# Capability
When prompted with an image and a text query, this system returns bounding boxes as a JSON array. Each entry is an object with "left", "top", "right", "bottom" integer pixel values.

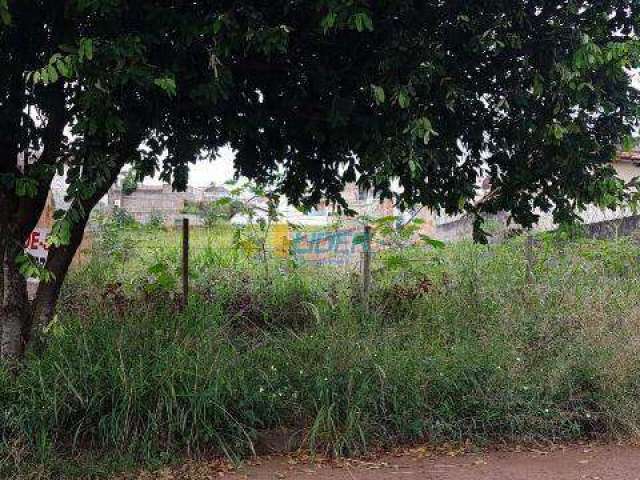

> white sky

[
  {"left": 189, "top": 146, "right": 236, "bottom": 186},
  {"left": 144, "top": 145, "right": 236, "bottom": 187}
]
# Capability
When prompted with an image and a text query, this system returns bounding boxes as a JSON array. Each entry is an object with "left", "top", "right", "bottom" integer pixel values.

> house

[
  {"left": 106, "top": 170, "right": 235, "bottom": 225},
  {"left": 614, "top": 148, "right": 640, "bottom": 184},
  {"left": 432, "top": 148, "right": 640, "bottom": 240},
  {"left": 279, "top": 183, "right": 396, "bottom": 226}
]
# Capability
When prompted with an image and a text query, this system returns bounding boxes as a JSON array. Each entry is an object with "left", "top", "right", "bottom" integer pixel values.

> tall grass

[{"left": 2, "top": 227, "right": 640, "bottom": 477}]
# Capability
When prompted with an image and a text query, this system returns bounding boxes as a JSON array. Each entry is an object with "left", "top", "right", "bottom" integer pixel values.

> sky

[
  {"left": 187, "top": 146, "right": 236, "bottom": 187},
  {"left": 145, "top": 145, "right": 236, "bottom": 187}
]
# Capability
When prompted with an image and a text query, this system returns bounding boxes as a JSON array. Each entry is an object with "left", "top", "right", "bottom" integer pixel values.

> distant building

[
  {"left": 434, "top": 148, "right": 640, "bottom": 241},
  {"left": 106, "top": 175, "right": 231, "bottom": 225},
  {"left": 614, "top": 148, "right": 640, "bottom": 183},
  {"left": 280, "top": 183, "right": 396, "bottom": 226}
]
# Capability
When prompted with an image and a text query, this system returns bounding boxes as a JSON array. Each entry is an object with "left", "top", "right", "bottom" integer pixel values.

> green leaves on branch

[
  {"left": 320, "top": 8, "right": 373, "bottom": 33},
  {"left": 16, "top": 253, "right": 55, "bottom": 283},
  {"left": 372, "top": 85, "right": 411, "bottom": 109},
  {"left": 320, "top": 11, "right": 337, "bottom": 32},
  {"left": 408, "top": 117, "right": 438, "bottom": 145},
  {"left": 371, "top": 85, "right": 385, "bottom": 104},
  {"left": 397, "top": 89, "right": 410, "bottom": 109},
  {"left": 153, "top": 77, "right": 177, "bottom": 97},
  {"left": 15, "top": 177, "right": 38, "bottom": 198},
  {"left": 27, "top": 38, "right": 94, "bottom": 85},
  {"left": 28, "top": 54, "right": 73, "bottom": 86},
  {"left": 0, "top": 0, "right": 10, "bottom": 25},
  {"left": 352, "top": 12, "right": 373, "bottom": 32},
  {"left": 78, "top": 37, "right": 93, "bottom": 62},
  {"left": 622, "top": 135, "right": 637, "bottom": 153},
  {"left": 47, "top": 216, "right": 72, "bottom": 248},
  {"left": 418, "top": 234, "right": 445, "bottom": 249}
]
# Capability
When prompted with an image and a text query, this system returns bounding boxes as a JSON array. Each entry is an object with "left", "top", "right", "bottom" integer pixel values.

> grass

[{"left": 2, "top": 223, "right": 640, "bottom": 478}]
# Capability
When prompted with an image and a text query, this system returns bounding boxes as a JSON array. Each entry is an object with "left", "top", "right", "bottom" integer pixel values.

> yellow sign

[{"left": 271, "top": 223, "right": 290, "bottom": 257}]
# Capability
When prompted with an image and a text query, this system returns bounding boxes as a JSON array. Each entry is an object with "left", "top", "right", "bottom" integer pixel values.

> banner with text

[{"left": 290, "top": 228, "right": 369, "bottom": 266}]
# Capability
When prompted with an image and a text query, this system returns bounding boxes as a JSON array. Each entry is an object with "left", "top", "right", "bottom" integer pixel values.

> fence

[{"left": 75, "top": 213, "right": 640, "bottom": 313}]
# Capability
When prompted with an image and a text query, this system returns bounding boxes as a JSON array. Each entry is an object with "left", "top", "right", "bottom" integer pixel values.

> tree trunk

[
  {"left": 29, "top": 152, "right": 132, "bottom": 339},
  {"left": 30, "top": 215, "right": 89, "bottom": 335},
  {"left": 1, "top": 244, "right": 30, "bottom": 361}
]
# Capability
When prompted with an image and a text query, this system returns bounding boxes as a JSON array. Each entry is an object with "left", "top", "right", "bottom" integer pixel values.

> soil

[{"left": 222, "top": 443, "right": 640, "bottom": 480}]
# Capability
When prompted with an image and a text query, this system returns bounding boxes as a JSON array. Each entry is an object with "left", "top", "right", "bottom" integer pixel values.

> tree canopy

[{"left": 1, "top": 0, "right": 640, "bottom": 358}]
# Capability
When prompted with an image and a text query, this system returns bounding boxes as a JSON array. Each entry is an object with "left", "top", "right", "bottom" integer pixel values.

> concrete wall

[{"left": 583, "top": 214, "right": 640, "bottom": 240}]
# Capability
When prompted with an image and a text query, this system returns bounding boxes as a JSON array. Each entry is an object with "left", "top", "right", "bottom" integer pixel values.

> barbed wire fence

[{"left": 83, "top": 210, "right": 640, "bottom": 312}]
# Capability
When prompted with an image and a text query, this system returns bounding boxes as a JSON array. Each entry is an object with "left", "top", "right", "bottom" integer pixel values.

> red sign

[{"left": 25, "top": 228, "right": 50, "bottom": 266}]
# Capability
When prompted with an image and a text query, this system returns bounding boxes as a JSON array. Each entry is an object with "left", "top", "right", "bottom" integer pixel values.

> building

[
  {"left": 279, "top": 183, "right": 396, "bottom": 226},
  {"left": 106, "top": 176, "right": 230, "bottom": 225},
  {"left": 431, "top": 148, "right": 640, "bottom": 241}
]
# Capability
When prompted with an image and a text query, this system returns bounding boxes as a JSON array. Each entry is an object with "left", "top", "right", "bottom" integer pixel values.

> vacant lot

[{"left": 2, "top": 222, "right": 640, "bottom": 478}]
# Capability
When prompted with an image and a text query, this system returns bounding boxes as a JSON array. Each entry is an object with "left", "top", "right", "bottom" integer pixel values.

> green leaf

[
  {"left": 16, "top": 253, "right": 55, "bottom": 283},
  {"left": 352, "top": 12, "right": 373, "bottom": 32},
  {"left": 532, "top": 75, "right": 543, "bottom": 97},
  {"left": 0, "top": 0, "right": 10, "bottom": 25},
  {"left": 374, "top": 215, "right": 397, "bottom": 226},
  {"left": 48, "top": 64, "right": 59, "bottom": 83},
  {"left": 84, "top": 38, "right": 93, "bottom": 60},
  {"left": 371, "top": 85, "right": 385, "bottom": 104},
  {"left": 48, "top": 218, "right": 72, "bottom": 247},
  {"left": 212, "top": 18, "right": 223, "bottom": 34},
  {"left": 79, "top": 38, "right": 93, "bottom": 62},
  {"left": 56, "top": 59, "right": 70, "bottom": 78},
  {"left": 622, "top": 135, "right": 637, "bottom": 152},
  {"left": 154, "top": 77, "right": 177, "bottom": 97},
  {"left": 382, "top": 253, "right": 410, "bottom": 269},
  {"left": 15, "top": 177, "right": 38, "bottom": 198},
  {"left": 321, "top": 11, "right": 336, "bottom": 32},
  {"left": 397, "top": 90, "right": 410, "bottom": 108},
  {"left": 419, "top": 234, "right": 445, "bottom": 249}
]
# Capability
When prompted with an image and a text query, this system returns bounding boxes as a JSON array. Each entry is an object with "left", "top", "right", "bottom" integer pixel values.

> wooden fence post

[
  {"left": 525, "top": 232, "right": 534, "bottom": 284},
  {"left": 182, "top": 217, "right": 189, "bottom": 308},
  {"left": 361, "top": 225, "right": 372, "bottom": 312}
]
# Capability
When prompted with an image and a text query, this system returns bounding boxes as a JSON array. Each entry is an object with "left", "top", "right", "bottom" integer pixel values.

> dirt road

[{"left": 221, "top": 444, "right": 640, "bottom": 480}]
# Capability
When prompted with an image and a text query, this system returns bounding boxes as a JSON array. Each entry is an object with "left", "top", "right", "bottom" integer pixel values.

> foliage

[
  {"left": 121, "top": 170, "right": 138, "bottom": 196},
  {"left": 226, "top": 182, "right": 281, "bottom": 263},
  {"left": 182, "top": 198, "right": 244, "bottom": 226},
  {"left": 111, "top": 206, "right": 137, "bottom": 229},
  {"left": 3, "top": 0, "right": 640, "bottom": 360},
  {"left": 92, "top": 209, "right": 138, "bottom": 263},
  {"left": 4, "top": 228, "right": 640, "bottom": 477},
  {"left": 146, "top": 210, "right": 166, "bottom": 230},
  {"left": 370, "top": 212, "right": 445, "bottom": 250},
  {"left": 2, "top": 1, "right": 640, "bottom": 251},
  {"left": 203, "top": 199, "right": 244, "bottom": 227}
]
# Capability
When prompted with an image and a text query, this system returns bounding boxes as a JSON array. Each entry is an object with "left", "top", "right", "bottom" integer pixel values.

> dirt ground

[
  {"left": 143, "top": 443, "right": 640, "bottom": 480},
  {"left": 235, "top": 444, "right": 640, "bottom": 480}
]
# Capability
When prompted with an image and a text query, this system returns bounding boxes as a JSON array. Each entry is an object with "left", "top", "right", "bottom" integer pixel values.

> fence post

[
  {"left": 361, "top": 225, "right": 372, "bottom": 312},
  {"left": 182, "top": 217, "right": 189, "bottom": 309},
  {"left": 525, "top": 232, "right": 534, "bottom": 284}
]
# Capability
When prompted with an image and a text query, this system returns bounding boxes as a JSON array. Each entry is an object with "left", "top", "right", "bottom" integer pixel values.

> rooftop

[{"left": 617, "top": 148, "right": 640, "bottom": 163}]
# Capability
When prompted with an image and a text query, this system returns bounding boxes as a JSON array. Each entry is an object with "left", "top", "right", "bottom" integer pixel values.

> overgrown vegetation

[{"left": 2, "top": 224, "right": 640, "bottom": 478}]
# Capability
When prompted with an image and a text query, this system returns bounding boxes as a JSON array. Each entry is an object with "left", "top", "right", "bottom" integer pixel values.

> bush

[{"left": 146, "top": 210, "right": 166, "bottom": 230}]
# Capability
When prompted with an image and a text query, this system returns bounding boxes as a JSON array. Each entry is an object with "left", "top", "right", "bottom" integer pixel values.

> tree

[
  {"left": 121, "top": 170, "right": 139, "bottom": 196},
  {"left": 1, "top": 1, "right": 639, "bottom": 361}
]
